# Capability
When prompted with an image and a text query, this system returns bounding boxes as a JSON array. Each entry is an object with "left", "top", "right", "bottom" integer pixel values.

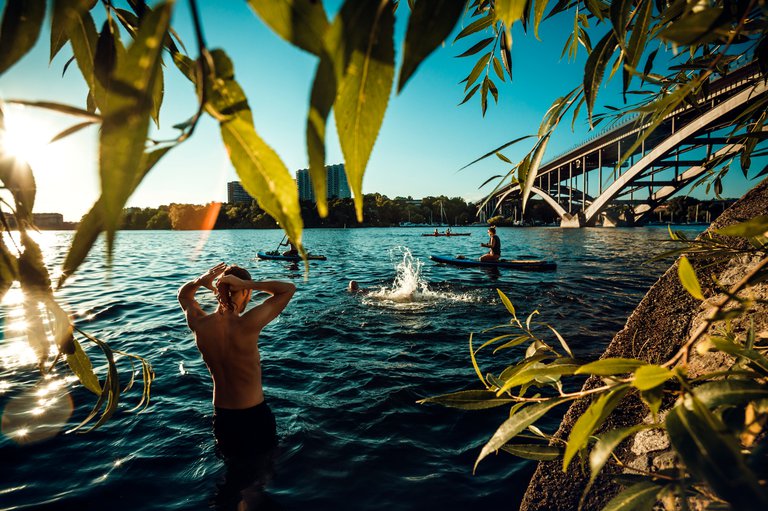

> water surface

[{"left": 0, "top": 226, "right": 702, "bottom": 510}]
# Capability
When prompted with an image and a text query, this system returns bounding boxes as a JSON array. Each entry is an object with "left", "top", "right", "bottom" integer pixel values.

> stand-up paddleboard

[
  {"left": 421, "top": 233, "right": 472, "bottom": 237},
  {"left": 430, "top": 254, "right": 556, "bottom": 270},
  {"left": 257, "top": 251, "right": 327, "bottom": 261}
]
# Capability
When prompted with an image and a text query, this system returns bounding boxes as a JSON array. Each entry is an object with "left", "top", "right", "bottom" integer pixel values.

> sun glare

[{"left": 0, "top": 107, "right": 56, "bottom": 170}]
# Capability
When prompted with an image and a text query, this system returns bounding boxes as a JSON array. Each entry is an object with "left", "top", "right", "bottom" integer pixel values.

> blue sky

[{"left": 0, "top": 1, "right": 757, "bottom": 221}]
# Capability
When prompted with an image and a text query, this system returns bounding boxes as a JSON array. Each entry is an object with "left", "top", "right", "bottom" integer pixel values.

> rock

[{"left": 519, "top": 177, "right": 768, "bottom": 511}]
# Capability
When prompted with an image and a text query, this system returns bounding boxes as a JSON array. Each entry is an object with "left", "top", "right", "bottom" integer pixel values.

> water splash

[{"left": 363, "top": 247, "right": 478, "bottom": 309}]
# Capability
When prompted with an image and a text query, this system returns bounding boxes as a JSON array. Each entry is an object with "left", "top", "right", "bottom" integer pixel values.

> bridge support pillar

[{"left": 560, "top": 212, "right": 584, "bottom": 228}]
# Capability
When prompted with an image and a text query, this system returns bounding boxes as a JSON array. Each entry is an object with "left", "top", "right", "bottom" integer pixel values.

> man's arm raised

[
  {"left": 178, "top": 262, "right": 227, "bottom": 329},
  {"left": 218, "top": 276, "right": 296, "bottom": 330}
]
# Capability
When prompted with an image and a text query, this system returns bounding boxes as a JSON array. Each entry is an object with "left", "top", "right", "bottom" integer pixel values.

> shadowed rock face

[{"left": 520, "top": 178, "right": 768, "bottom": 511}]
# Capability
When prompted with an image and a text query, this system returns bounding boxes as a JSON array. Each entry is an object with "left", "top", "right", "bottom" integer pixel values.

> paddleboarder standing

[{"left": 480, "top": 226, "right": 501, "bottom": 262}]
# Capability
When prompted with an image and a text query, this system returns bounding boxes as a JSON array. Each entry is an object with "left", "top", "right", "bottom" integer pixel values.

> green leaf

[
  {"left": 454, "top": 12, "right": 493, "bottom": 41},
  {"left": 632, "top": 365, "right": 674, "bottom": 391},
  {"left": 6, "top": 99, "right": 101, "bottom": 121},
  {"left": 469, "top": 332, "right": 488, "bottom": 388},
  {"left": 501, "top": 443, "right": 561, "bottom": 460},
  {"left": 66, "top": 338, "right": 102, "bottom": 395},
  {"left": 98, "top": 2, "right": 172, "bottom": 254},
  {"left": 492, "top": 56, "right": 505, "bottom": 81},
  {"left": 576, "top": 358, "right": 646, "bottom": 375},
  {"left": 475, "top": 397, "right": 571, "bottom": 471},
  {"left": 532, "top": 0, "right": 549, "bottom": 40},
  {"left": 94, "top": 20, "right": 117, "bottom": 86},
  {"left": 693, "top": 380, "right": 768, "bottom": 409},
  {"left": 709, "top": 338, "right": 768, "bottom": 373},
  {"left": 399, "top": 0, "right": 465, "bottom": 91},
  {"left": 496, "top": 288, "right": 516, "bottom": 317},
  {"left": 495, "top": 0, "right": 528, "bottom": 30},
  {"left": 247, "top": 0, "right": 329, "bottom": 57},
  {"left": 589, "top": 425, "right": 649, "bottom": 483},
  {"left": 678, "top": 256, "right": 704, "bottom": 300},
  {"left": 563, "top": 385, "right": 629, "bottom": 470},
  {"left": 0, "top": 157, "right": 36, "bottom": 219},
  {"left": 458, "top": 82, "right": 481, "bottom": 105},
  {"left": 716, "top": 216, "right": 768, "bottom": 238},
  {"left": 465, "top": 51, "right": 492, "bottom": 90},
  {"left": 328, "top": 0, "right": 395, "bottom": 222},
  {"left": 583, "top": 30, "right": 618, "bottom": 126},
  {"left": 455, "top": 37, "right": 494, "bottom": 59},
  {"left": 625, "top": 0, "right": 652, "bottom": 73},
  {"left": 601, "top": 481, "right": 661, "bottom": 511},
  {"left": 50, "top": 0, "right": 96, "bottom": 62},
  {"left": 666, "top": 396, "right": 768, "bottom": 508},
  {"left": 0, "top": 0, "right": 45, "bottom": 75},
  {"left": 521, "top": 133, "right": 550, "bottom": 211},
  {"left": 306, "top": 57, "right": 335, "bottom": 217},
  {"left": 222, "top": 117, "right": 304, "bottom": 256},
  {"left": 418, "top": 389, "right": 516, "bottom": 409},
  {"left": 658, "top": 7, "right": 723, "bottom": 46}
]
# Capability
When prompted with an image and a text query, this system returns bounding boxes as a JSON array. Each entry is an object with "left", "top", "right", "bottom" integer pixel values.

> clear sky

[{"left": 0, "top": 0, "right": 757, "bottom": 221}]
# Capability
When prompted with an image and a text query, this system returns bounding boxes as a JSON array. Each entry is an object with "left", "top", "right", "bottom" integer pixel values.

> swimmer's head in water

[
  {"left": 218, "top": 265, "right": 253, "bottom": 313},
  {"left": 348, "top": 280, "right": 359, "bottom": 292}
]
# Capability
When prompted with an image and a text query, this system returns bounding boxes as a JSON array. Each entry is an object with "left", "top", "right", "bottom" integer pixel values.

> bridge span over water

[{"left": 484, "top": 64, "right": 767, "bottom": 227}]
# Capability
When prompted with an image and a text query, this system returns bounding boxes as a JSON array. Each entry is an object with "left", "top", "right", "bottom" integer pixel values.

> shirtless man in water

[{"left": 178, "top": 263, "right": 296, "bottom": 458}]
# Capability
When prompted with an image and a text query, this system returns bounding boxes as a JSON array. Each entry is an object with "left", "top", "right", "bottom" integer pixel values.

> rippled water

[{"left": 0, "top": 226, "right": 704, "bottom": 510}]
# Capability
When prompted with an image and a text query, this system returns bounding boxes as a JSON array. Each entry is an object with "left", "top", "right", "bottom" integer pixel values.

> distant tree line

[{"left": 115, "top": 195, "right": 479, "bottom": 230}]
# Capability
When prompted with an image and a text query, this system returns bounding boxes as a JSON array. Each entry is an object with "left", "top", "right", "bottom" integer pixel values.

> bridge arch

[{"left": 583, "top": 80, "right": 768, "bottom": 225}]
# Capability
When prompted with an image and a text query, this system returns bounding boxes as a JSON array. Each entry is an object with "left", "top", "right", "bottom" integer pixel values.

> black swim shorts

[{"left": 213, "top": 401, "right": 278, "bottom": 459}]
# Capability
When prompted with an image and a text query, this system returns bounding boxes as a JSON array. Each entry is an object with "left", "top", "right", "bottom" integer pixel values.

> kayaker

[
  {"left": 280, "top": 238, "right": 299, "bottom": 257},
  {"left": 177, "top": 263, "right": 296, "bottom": 460},
  {"left": 433, "top": 228, "right": 439, "bottom": 235},
  {"left": 480, "top": 226, "right": 501, "bottom": 262},
  {"left": 446, "top": 227, "right": 452, "bottom": 235}
]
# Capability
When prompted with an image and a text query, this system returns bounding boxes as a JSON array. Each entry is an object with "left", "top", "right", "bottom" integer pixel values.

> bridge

[{"left": 483, "top": 64, "right": 768, "bottom": 227}]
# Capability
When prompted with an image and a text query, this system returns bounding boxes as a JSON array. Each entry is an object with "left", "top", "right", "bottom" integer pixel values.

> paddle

[{"left": 275, "top": 234, "right": 287, "bottom": 255}]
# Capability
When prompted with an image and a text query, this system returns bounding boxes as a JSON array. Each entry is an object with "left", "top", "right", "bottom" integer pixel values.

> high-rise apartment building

[
  {"left": 296, "top": 163, "right": 351, "bottom": 201},
  {"left": 227, "top": 181, "right": 251, "bottom": 203}
]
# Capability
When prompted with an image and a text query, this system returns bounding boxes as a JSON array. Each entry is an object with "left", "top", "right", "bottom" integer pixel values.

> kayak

[
  {"left": 421, "top": 233, "right": 472, "bottom": 237},
  {"left": 257, "top": 251, "right": 327, "bottom": 261},
  {"left": 430, "top": 254, "right": 556, "bottom": 270}
]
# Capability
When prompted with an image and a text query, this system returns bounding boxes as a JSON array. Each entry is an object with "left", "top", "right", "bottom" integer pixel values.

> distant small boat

[
  {"left": 421, "top": 232, "right": 471, "bottom": 237},
  {"left": 257, "top": 251, "right": 327, "bottom": 261},
  {"left": 430, "top": 254, "right": 556, "bottom": 271}
]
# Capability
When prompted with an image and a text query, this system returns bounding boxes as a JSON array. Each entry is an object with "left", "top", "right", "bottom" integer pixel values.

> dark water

[{"left": 0, "top": 226, "right": 703, "bottom": 510}]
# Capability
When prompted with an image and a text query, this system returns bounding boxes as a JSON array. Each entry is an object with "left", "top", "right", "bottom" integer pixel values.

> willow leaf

[
  {"left": 455, "top": 37, "right": 494, "bottom": 59},
  {"left": 632, "top": 364, "right": 674, "bottom": 391},
  {"left": 418, "top": 389, "right": 516, "bottom": 409},
  {"left": 247, "top": 0, "right": 329, "bottom": 57},
  {"left": 465, "top": 51, "right": 492, "bottom": 90},
  {"left": 99, "top": 3, "right": 171, "bottom": 255},
  {"left": 0, "top": 0, "right": 45, "bottom": 75},
  {"left": 626, "top": 0, "right": 652, "bottom": 73},
  {"left": 583, "top": 30, "right": 618, "bottom": 125},
  {"left": 399, "top": 0, "right": 465, "bottom": 91},
  {"left": 716, "top": 216, "right": 768, "bottom": 238},
  {"left": 666, "top": 396, "right": 768, "bottom": 508},
  {"left": 521, "top": 134, "right": 550, "bottom": 211},
  {"left": 575, "top": 358, "right": 645, "bottom": 375},
  {"left": 601, "top": 481, "right": 661, "bottom": 511},
  {"left": 496, "top": 288, "right": 516, "bottom": 316},
  {"left": 495, "top": 0, "right": 528, "bottom": 35},
  {"left": 563, "top": 385, "right": 629, "bottom": 470},
  {"left": 475, "top": 398, "right": 570, "bottom": 471},
  {"left": 454, "top": 12, "right": 493, "bottom": 41},
  {"left": 50, "top": 0, "right": 95, "bottom": 62},
  {"left": 501, "top": 443, "right": 561, "bottom": 460},
  {"left": 459, "top": 135, "right": 534, "bottom": 170},
  {"left": 65, "top": 338, "right": 102, "bottom": 395},
  {"left": 589, "top": 425, "right": 649, "bottom": 483},
  {"left": 330, "top": 0, "right": 395, "bottom": 222},
  {"left": 532, "top": 0, "right": 549, "bottom": 39},
  {"left": 677, "top": 256, "right": 704, "bottom": 300},
  {"left": 306, "top": 56, "right": 335, "bottom": 217}
]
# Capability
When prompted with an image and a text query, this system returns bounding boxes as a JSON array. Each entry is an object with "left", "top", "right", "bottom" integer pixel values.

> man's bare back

[{"left": 178, "top": 263, "right": 296, "bottom": 410}]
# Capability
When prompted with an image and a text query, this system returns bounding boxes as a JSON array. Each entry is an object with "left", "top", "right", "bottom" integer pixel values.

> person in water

[
  {"left": 178, "top": 262, "right": 296, "bottom": 459},
  {"left": 480, "top": 226, "right": 501, "bottom": 262},
  {"left": 279, "top": 238, "right": 299, "bottom": 257}
]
